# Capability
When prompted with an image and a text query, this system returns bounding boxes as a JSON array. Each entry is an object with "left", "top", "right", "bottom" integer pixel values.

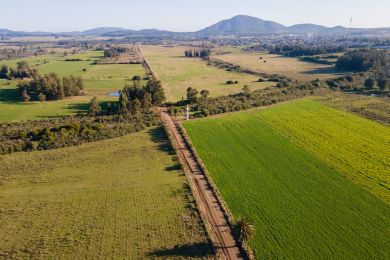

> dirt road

[{"left": 160, "top": 108, "right": 244, "bottom": 260}]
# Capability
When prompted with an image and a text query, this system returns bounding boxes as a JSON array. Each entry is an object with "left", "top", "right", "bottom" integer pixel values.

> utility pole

[
  {"left": 186, "top": 105, "right": 190, "bottom": 121},
  {"left": 347, "top": 17, "right": 353, "bottom": 50}
]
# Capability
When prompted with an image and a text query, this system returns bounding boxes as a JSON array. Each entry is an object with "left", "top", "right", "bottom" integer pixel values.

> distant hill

[
  {"left": 81, "top": 27, "right": 132, "bottom": 36},
  {"left": 196, "top": 15, "right": 286, "bottom": 35},
  {"left": 1, "top": 15, "right": 390, "bottom": 37},
  {"left": 287, "top": 24, "right": 329, "bottom": 34}
]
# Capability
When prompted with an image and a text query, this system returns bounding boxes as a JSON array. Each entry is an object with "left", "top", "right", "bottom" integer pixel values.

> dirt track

[{"left": 160, "top": 108, "right": 243, "bottom": 260}]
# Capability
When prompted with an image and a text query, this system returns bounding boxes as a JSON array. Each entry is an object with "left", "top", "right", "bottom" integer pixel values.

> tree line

[
  {"left": 0, "top": 61, "right": 38, "bottom": 80},
  {"left": 336, "top": 49, "right": 388, "bottom": 72},
  {"left": 184, "top": 48, "right": 211, "bottom": 58},
  {"left": 169, "top": 80, "right": 327, "bottom": 118},
  {"left": 332, "top": 49, "right": 390, "bottom": 95},
  {"left": 17, "top": 73, "right": 84, "bottom": 102},
  {"left": 87, "top": 77, "right": 165, "bottom": 117},
  {"left": 104, "top": 46, "right": 129, "bottom": 58}
]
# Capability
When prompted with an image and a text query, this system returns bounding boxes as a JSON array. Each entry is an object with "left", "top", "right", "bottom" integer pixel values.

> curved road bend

[{"left": 160, "top": 108, "right": 244, "bottom": 260}]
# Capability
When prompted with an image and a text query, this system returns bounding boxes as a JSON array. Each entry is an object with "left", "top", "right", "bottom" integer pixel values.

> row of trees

[
  {"left": 169, "top": 80, "right": 327, "bottom": 118},
  {"left": 0, "top": 61, "right": 38, "bottom": 80},
  {"left": 17, "top": 73, "right": 84, "bottom": 102},
  {"left": 332, "top": 49, "right": 390, "bottom": 94},
  {"left": 117, "top": 78, "right": 165, "bottom": 115},
  {"left": 104, "top": 47, "right": 129, "bottom": 58},
  {"left": 268, "top": 44, "right": 345, "bottom": 57},
  {"left": 336, "top": 49, "right": 388, "bottom": 72},
  {"left": 184, "top": 48, "right": 211, "bottom": 58}
]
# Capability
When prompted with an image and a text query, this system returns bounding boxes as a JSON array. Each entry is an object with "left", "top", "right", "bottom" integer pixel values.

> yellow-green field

[
  {"left": 316, "top": 92, "right": 390, "bottom": 125},
  {"left": 212, "top": 47, "right": 343, "bottom": 81},
  {"left": 0, "top": 51, "right": 147, "bottom": 122},
  {"left": 184, "top": 99, "right": 390, "bottom": 258},
  {"left": 140, "top": 45, "right": 275, "bottom": 101},
  {"left": 257, "top": 99, "right": 390, "bottom": 203},
  {"left": 0, "top": 128, "right": 214, "bottom": 259}
]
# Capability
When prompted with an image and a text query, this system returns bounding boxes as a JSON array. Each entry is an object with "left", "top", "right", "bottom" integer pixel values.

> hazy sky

[{"left": 1, "top": 0, "right": 389, "bottom": 32}]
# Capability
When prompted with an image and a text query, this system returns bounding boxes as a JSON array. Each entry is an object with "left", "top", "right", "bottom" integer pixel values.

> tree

[
  {"left": 21, "top": 88, "right": 30, "bottom": 103},
  {"left": 200, "top": 89, "right": 210, "bottom": 99},
  {"left": 0, "top": 65, "right": 9, "bottom": 79},
  {"left": 88, "top": 96, "right": 101, "bottom": 116},
  {"left": 186, "top": 87, "right": 198, "bottom": 103},
  {"left": 145, "top": 78, "right": 165, "bottom": 106},
  {"left": 377, "top": 75, "right": 388, "bottom": 91},
  {"left": 242, "top": 85, "right": 251, "bottom": 97},
  {"left": 142, "top": 92, "right": 152, "bottom": 112},
  {"left": 364, "top": 78, "right": 375, "bottom": 90},
  {"left": 119, "top": 90, "right": 129, "bottom": 113},
  {"left": 38, "top": 93, "right": 46, "bottom": 102},
  {"left": 233, "top": 217, "right": 255, "bottom": 243}
]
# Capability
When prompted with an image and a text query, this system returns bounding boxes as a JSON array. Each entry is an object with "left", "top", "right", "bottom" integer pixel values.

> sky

[{"left": 1, "top": 0, "right": 389, "bottom": 32}]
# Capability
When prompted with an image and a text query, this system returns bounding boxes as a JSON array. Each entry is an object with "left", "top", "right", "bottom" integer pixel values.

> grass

[
  {"left": 316, "top": 92, "right": 390, "bottom": 125},
  {"left": 0, "top": 51, "right": 147, "bottom": 122},
  {"left": 184, "top": 100, "right": 390, "bottom": 259},
  {"left": 0, "top": 127, "right": 214, "bottom": 259},
  {"left": 212, "top": 47, "right": 344, "bottom": 81},
  {"left": 140, "top": 45, "right": 275, "bottom": 102},
  {"left": 256, "top": 99, "right": 390, "bottom": 203}
]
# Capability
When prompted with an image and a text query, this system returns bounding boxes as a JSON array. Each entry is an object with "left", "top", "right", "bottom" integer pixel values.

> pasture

[
  {"left": 184, "top": 99, "right": 390, "bottom": 259},
  {"left": 211, "top": 47, "right": 343, "bottom": 81},
  {"left": 0, "top": 128, "right": 214, "bottom": 259},
  {"left": 0, "top": 50, "right": 147, "bottom": 122},
  {"left": 140, "top": 45, "right": 275, "bottom": 101}
]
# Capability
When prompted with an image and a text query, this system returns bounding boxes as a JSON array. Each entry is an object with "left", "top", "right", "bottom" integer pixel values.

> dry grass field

[
  {"left": 0, "top": 128, "right": 214, "bottom": 259},
  {"left": 141, "top": 45, "right": 275, "bottom": 101},
  {"left": 212, "top": 47, "right": 344, "bottom": 81}
]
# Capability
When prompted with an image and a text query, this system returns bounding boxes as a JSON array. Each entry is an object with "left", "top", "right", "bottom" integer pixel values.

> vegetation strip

[
  {"left": 184, "top": 100, "right": 390, "bottom": 259},
  {"left": 160, "top": 108, "right": 245, "bottom": 259}
]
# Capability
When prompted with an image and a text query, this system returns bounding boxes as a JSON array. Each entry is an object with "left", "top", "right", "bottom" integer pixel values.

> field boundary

[
  {"left": 178, "top": 122, "right": 255, "bottom": 259},
  {"left": 160, "top": 108, "right": 249, "bottom": 260}
]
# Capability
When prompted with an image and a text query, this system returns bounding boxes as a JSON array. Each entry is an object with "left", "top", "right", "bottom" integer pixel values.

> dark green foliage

[
  {"left": 118, "top": 78, "right": 165, "bottom": 115},
  {"left": 226, "top": 80, "right": 238, "bottom": 85},
  {"left": 17, "top": 73, "right": 84, "bottom": 101},
  {"left": 88, "top": 96, "right": 102, "bottom": 116},
  {"left": 233, "top": 218, "right": 255, "bottom": 243},
  {"left": 144, "top": 78, "right": 166, "bottom": 106},
  {"left": 104, "top": 46, "right": 129, "bottom": 58},
  {"left": 132, "top": 75, "right": 141, "bottom": 81},
  {"left": 364, "top": 78, "right": 375, "bottom": 90},
  {"left": 336, "top": 49, "right": 388, "bottom": 72},
  {"left": 0, "top": 112, "right": 160, "bottom": 154},
  {"left": 178, "top": 81, "right": 328, "bottom": 118},
  {"left": 186, "top": 87, "right": 198, "bottom": 103},
  {"left": 265, "top": 44, "right": 345, "bottom": 57},
  {"left": 0, "top": 64, "right": 9, "bottom": 79},
  {"left": 184, "top": 48, "right": 211, "bottom": 58},
  {"left": 0, "top": 61, "right": 38, "bottom": 79}
]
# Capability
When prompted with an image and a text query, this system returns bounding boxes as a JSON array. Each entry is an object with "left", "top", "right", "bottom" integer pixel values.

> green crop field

[
  {"left": 140, "top": 45, "right": 275, "bottom": 101},
  {"left": 0, "top": 128, "right": 214, "bottom": 259},
  {"left": 0, "top": 51, "right": 147, "bottom": 122},
  {"left": 257, "top": 99, "right": 390, "bottom": 203},
  {"left": 211, "top": 47, "right": 344, "bottom": 81},
  {"left": 184, "top": 99, "right": 390, "bottom": 259}
]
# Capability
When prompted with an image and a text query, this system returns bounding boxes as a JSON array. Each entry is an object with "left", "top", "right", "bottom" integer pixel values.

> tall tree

[
  {"left": 187, "top": 87, "right": 198, "bottom": 103},
  {"left": 88, "top": 96, "right": 101, "bottom": 116},
  {"left": 0, "top": 65, "right": 9, "bottom": 79}
]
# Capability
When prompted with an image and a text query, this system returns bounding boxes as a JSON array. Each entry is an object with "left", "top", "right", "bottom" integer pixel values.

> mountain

[
  {"left": 1, "top": 15, "right": 390, "bottom": 38},
  {"left": 81, "top": 27, "right": 131, "bottom": 36},
  {"left": 196, "top": 15, "right": 286, "bottom": 35},
  {"left": 287, "top": 24, "right": 329, "bottom": 34}
]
